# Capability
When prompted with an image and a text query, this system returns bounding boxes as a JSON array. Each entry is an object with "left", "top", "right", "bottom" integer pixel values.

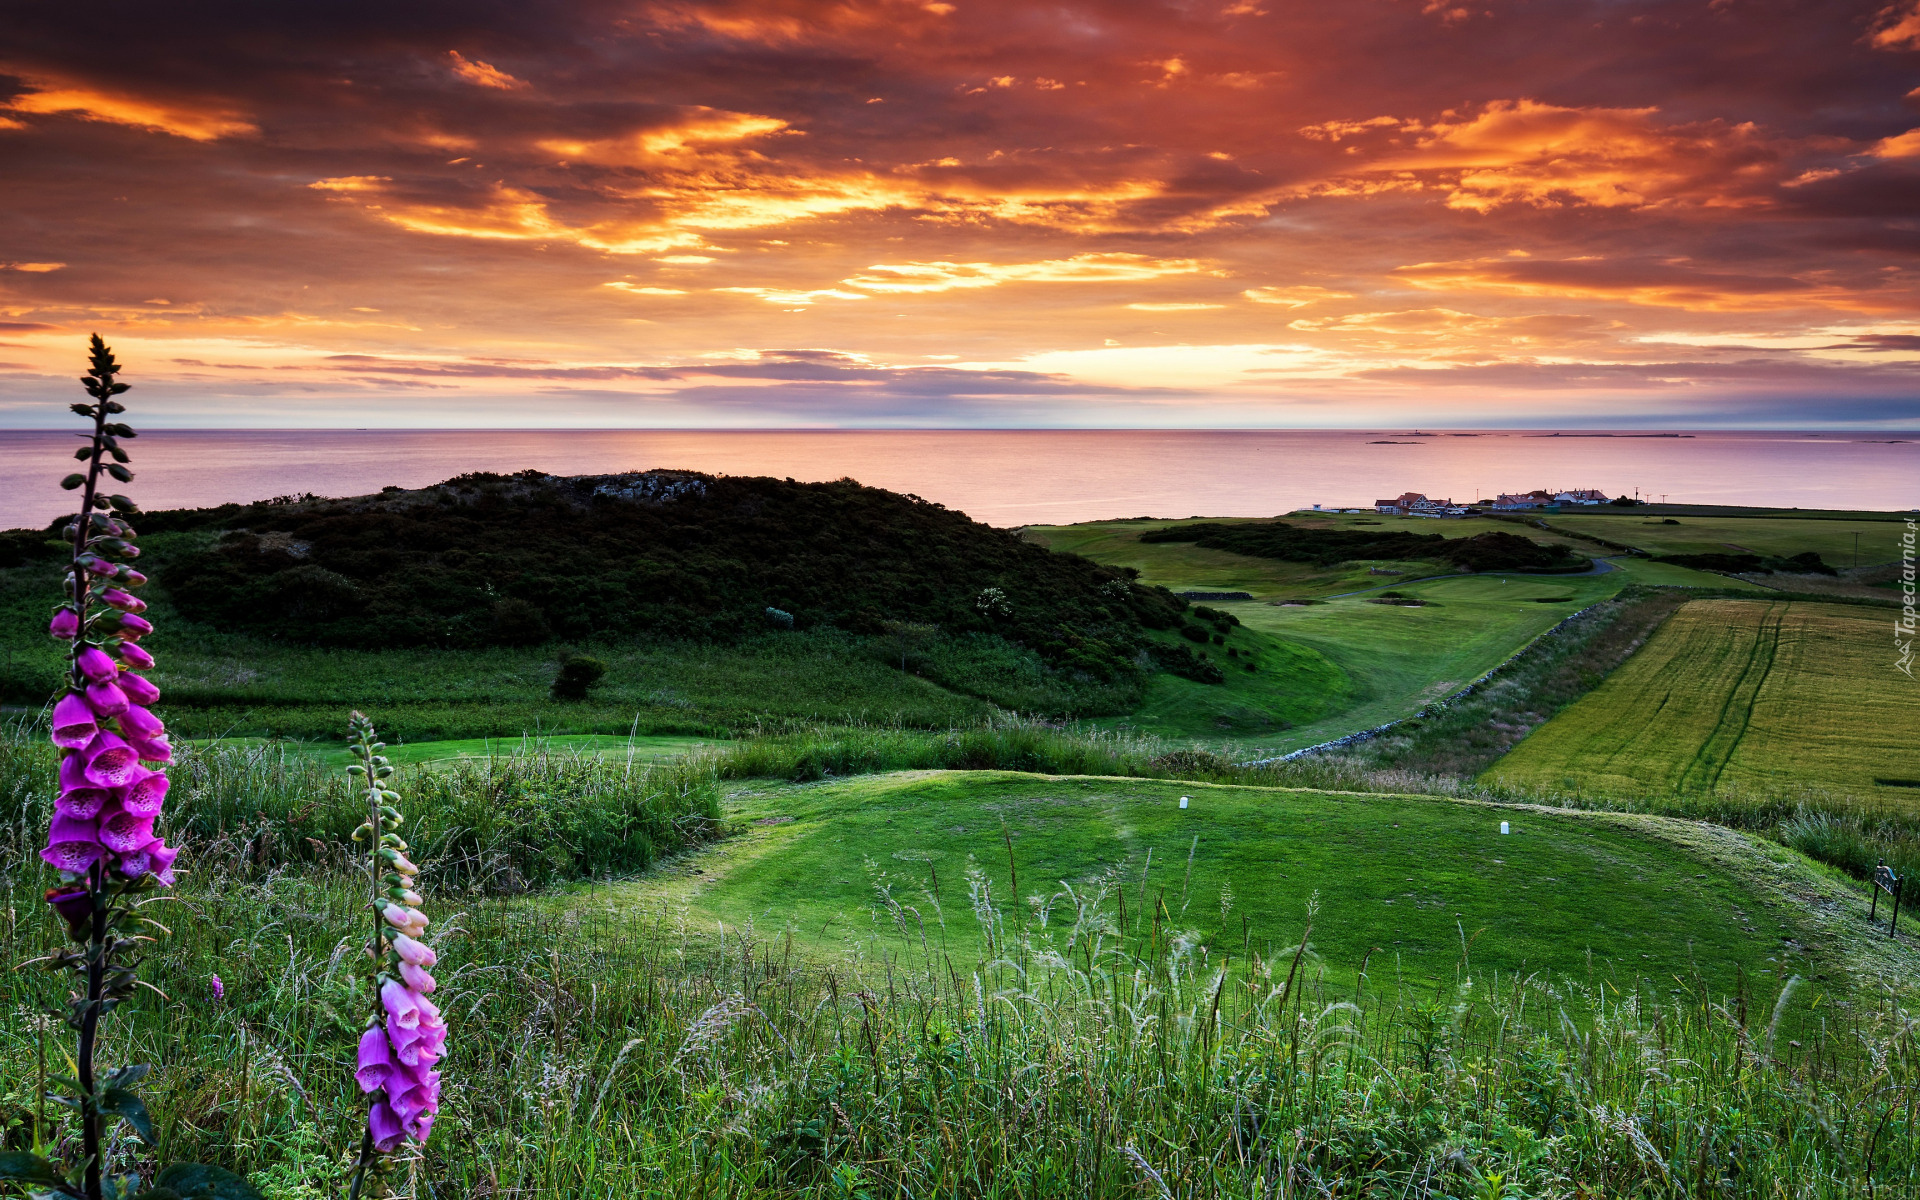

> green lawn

[
  {"left": 1023, "top": 512, "right": 1590, "bottom": 601},
  {"left": 1552, "top": 512, "right": 1903, "bottom": 566},
  {"left": 576, "top": 770, "right": 1860, "bottom": 1002},
  {"left": 1488, "top": 599, "right": 1920, "bottom": 802}
]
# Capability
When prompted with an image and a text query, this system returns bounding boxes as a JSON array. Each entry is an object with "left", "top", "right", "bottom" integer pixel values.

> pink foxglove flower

[
  {"left": 118, "top": 704, "right": 164, "bottom": 741},
  {"left": 125, "top": 733, "right": 172, "bottom": 764},
  {"left": 51, "top": 692, "right": 98, "bottom": 749},
  {"left": 81, "top": 732, "right": 143, "bottom": 788},
  {"left": 346, "top": 712, "right": 446, "bottom": 1192},
  {"left": 118, "top": 641, "right": 154, "bottom": 670},
  {"left": 75, "top": 646, "right": 118, "bottom": 683},
  {"left": 85, "top": 678, "right": 130, "bottom": 718},
  {"left": 116, "top": 613, "right": 154, "bottom": 639},
  {"left": 210, "top": 974, "right": 224, "bottom": 1000},
  {"left": 118, "top": 672, "right": 160, "bottom": 706},
  {"left": 48, "top": 607, "right": 80, "bottom": 638}
]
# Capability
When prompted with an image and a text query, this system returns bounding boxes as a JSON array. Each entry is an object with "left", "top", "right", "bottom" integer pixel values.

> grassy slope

[
  {"left": 577, "top": 770, "right": 1884, "bottom": 1003},
  {"left": 195, "top": 731, "right": 722, "bottom": 771},
  {"left": 1489, "top": 599, "right": 1920, "bottom": 801},
  {"left": 1140, "top": 570, "right": 1635, "bottom": 752}
]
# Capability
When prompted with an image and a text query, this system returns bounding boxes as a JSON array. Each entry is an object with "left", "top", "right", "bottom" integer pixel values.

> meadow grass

[
  {"left": 1487, "top": 599, "right": 1918, "bottom": 805},
  {"left": 0, "top": 721, "right": 722, "bottom": 893},
  {"left": 5, "top": 788, "right": 1919, "bottom": 1197},
  {"left": 1550, "top": 512, "right": 1906, "bottom": 565}
]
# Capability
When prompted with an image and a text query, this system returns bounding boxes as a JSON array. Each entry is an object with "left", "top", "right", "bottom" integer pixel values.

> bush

[
  {"left": 550, "top": 653, "right": 608, "bottom": 700},
  {"left": 488, "top": 597, "right": 552, "bottom": 645}
]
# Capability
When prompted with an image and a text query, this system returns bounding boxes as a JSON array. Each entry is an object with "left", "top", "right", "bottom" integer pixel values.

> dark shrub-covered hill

[
  {"left": 91, "top": 471, "right": 1192, "bottom": 681},
  {"left": 1140, "top": 521, "right": 1587, "bottom": 573}
]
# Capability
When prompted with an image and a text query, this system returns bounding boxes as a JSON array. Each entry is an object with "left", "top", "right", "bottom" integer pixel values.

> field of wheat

[{"left": 1487, "top": 598, "right": 1917, "bottom": 801}]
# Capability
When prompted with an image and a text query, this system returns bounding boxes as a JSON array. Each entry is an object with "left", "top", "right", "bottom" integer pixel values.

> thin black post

[{"left": 1894, "top": 873, "right": 1904, "bottom": 938}]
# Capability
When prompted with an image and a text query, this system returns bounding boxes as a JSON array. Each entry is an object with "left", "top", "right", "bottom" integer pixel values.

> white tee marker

[
  {"left": 1500, "top": 820, "right": 1510, "bottom": 835},
  {"left": 1180, "top": 796, "right": 1190, "bottom": 809}
]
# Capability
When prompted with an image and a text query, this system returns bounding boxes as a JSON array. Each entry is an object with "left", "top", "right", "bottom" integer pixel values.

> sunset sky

[{"left": 2, "top": 0, "right": 1919, "bottom": 428}]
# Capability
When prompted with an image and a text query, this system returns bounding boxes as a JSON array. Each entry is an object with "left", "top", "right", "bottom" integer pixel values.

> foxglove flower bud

[
  {"left": 119, "top": 703, "right": 165, "bottom": 741},
  {"left": 100, "top": 587, "right": 145, "bottom": 613},
  {"left": 86, "top": 678, "right": 130, "bottom": 718},
  {"left": 118, "top": 641, "right": 154, "bottom": 670},
  {"left": 116, "top": 613, "right": 154, "bottom": 640},
  {"left": 49, "top": 607, "right": 80, "bottom": 638},
  {"left": 76, "top": 646, "right": 118, "bottom": 682},
  {"left": 118, "top": 671, "right": 160, "bottom": 706}
]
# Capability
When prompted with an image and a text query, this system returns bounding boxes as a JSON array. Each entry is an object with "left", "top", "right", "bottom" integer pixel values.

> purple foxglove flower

[
  {"left": 116, "top": 614, "right": 154, "bottom": 640},
  {"left": 391, "top": 934, "right": 436, "bottom": 968},
  {"left": 76, "top": 646, "right": 118, "bottom": 683},
  {"left": 82, "top": 732, "right": 142, "bottom": 788},
  {"left": 49, "top": 608, "right": 80, "bottom": 638},
  {"left": 118, "top": 641, "right": 154, "bottom": 670},
  {"left": 404, "top": 1111, "right": 434, "bottom": 1143},
  {"left": 86, "top": 679, "right": 130, "bottom": 718},
  {"left": 81, "top": 556, "right": 119, "bottom": 578},
  {"left": 119, "top": 771, "right": 168, "bottom": 817},
  {"left": 118, "top": 672, "right": 160, "bottom": 706},
  {"left": 211, "top": 975, "right": 224, "bottom": 999},
  {"left": 389, "top": 1083, "right": 431, "bottom": 1129},
  {"left": 391, "top": 1028, "right": 425, "bottom": 1068},
  {"left": 44, "top": 884, "right": 93, "bottom": 937},
  {"left": 51, "top": 693, "right": 99, "bottom": 749},
  {"left": 368, "top": 1100, "right": 405, "bottom": 1152},
  {"left": 101, "top": 587, "right": 145, "bottom": 614},
  {"left": 100, "top": 808, "right": 157, "bottom": 854},
  {"left": 399, "top": 961, "right": 436, "bottom": 994},
  {"left": 117, "top": 567, "right": 148, "bottom": 589},
  {"left": 42, "top": 812, "right": 103, "bottom": 874},
  {"left": 130, "top": 839, "right": 178, "bottom": 885},
  {"left": 381, "top": 979, "right": 423, "bottom": 1029},
  {"left": 118, "top": 704, "right": 165, "bottom": 741},
  {"left": 56, "top": 783, "right": 111, "bottom": 821},
  {"left": 355, "top": 1027, "right": 393, "bottom": 1093},
  {"left": 125, "top": 734, "right": 171, "bottom": 764}
]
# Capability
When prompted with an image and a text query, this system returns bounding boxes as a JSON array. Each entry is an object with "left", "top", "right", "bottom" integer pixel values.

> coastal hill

[{"left": 113, "top": 471, "right": 1191, "bottom": 681}]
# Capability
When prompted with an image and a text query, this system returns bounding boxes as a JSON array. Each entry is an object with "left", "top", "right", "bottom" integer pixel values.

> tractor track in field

[{"left": 1678, "top": 601, "right": 1784, "bottom": 793}]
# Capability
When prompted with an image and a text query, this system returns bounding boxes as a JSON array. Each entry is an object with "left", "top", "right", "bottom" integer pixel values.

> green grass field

[
  {"left": 191, "top": 731, "right": 722, "bottom": 771},
  {"left": 1023, "top": 511, "right": 1592, "bottom": 601},
  {"left": 1489, "top": 599, "right": 1920, "bottom": 801},
  {"left": 1135, "top": 569, "right": 1643, "bottom": 750},
  {"left": 1552, "top": 512, "right": 1903, "bottom": 565},
  {"left": 580, "top": 770, "right": 1865, "bottom": 999}
]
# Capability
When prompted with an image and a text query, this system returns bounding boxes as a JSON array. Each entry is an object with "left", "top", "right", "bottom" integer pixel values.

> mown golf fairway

[
  {"left": 1489, "top": 599, "right": 1918, "bottom": 799},
  {"left": 574, "top": 770, "right": 1863, "bottom": 999}
]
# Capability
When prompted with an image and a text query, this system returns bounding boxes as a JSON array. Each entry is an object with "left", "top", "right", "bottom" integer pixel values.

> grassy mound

[{"left": 603, "top": 770, "right": 1854, "bottom": 995}]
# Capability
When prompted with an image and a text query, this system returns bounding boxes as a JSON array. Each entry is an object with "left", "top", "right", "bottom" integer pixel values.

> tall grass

[
  {"left": 2, "top": 850, "right": 1914, "bottom": 1196},
  {"left": 0, "top": 718, "right": 721, "bottom": 893}
]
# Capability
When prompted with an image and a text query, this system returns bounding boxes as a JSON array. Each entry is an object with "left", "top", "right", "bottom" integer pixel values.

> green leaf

[
  {"left": 150, "top": 1165, "right": 266, "bottom": 1200},
  {"left": 101, "top": 1087, "right": 154, "bottom": 1145},
  {"left": 104, "top": 1064, "right": 151, "bottom": 1089},
  {"left": 0, "top": 1152, "right": 63, "bottom": 1185}
]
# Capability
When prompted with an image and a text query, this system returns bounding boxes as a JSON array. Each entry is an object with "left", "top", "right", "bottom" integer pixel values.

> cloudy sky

[{"left": 2, "top": 0, "right": 1918, "bottom": 428}]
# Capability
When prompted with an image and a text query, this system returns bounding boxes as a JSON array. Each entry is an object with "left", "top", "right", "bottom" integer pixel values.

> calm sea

[{"left": 0, "top": 429, "right": 1913, "bottom": 531}]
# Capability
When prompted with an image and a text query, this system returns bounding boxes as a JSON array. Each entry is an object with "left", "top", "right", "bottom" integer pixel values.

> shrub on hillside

[{"left": 550, "top": 652, "right": 607, "bottom": 700}]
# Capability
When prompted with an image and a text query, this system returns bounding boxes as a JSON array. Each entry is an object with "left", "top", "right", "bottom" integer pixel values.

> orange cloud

[
  {"left": 1244, "top": 285, "right": 1354, "bottom": 307},
  {"left": 1294, "top": 100, "right": 1816, "bottom": 212},
  {"left": 537, "top": 108, "right": 789, "bottom": 163},
  {"left": 844, "top": 253, "right": 1208, "bottom": 293},
  {"left": 448, "top": 51, "right": 527, "bottom": 90},
  {"left": 2, "top": 74, "right": 255, "bottom": 140},
  {"left": 1393, "top": 256, "right": 1904, "bottom": 313},
  {"left": 1869, "top": 128, "right": 1920, "bottom": 157},
  {"left": 1871, "top": 2, "right": 1920, "bottom": 49}
]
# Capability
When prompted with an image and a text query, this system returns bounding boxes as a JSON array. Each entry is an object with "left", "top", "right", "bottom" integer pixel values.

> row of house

[
  {"left": 1492, "top": 488, "right": 1609, "bottom": 511},
  {"left": 1362, "top": 488, "right": 1612, "bottom": 516},
  {"left": 1372, "top": 492, "right": 1469, "bottom": 516}
]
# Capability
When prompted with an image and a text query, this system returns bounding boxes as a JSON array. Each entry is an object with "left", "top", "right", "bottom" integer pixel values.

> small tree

[
  {"left": 550, "top": 653, "right": 607, "bottom": 700},
  {"left": 876, "top": 620, "right": 939, "bottom": 673}
]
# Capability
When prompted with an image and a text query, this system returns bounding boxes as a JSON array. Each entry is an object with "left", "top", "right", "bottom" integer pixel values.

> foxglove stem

[{"left": 346, "top": 711, "right": 444, "bottom": 1199}]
